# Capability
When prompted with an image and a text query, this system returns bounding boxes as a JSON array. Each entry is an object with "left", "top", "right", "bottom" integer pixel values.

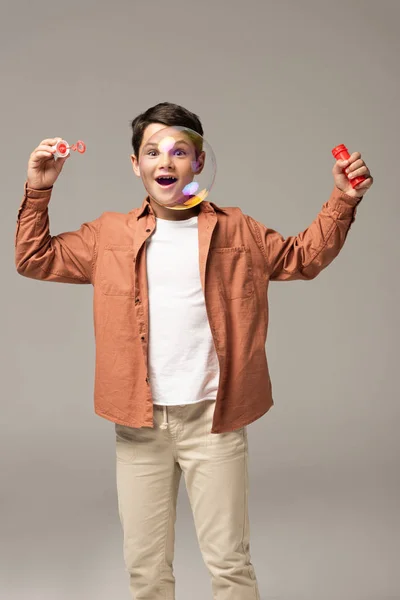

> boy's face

[{"left": 131, "top": 123, "right": 205, "bottom": 208}]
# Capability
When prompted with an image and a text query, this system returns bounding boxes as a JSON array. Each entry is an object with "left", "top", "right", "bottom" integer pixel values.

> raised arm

[
  {"left": 246, "top": 186, "right": 361, "bottom": 281},
  {"left": 15, "top": 137, "right": 101, "bottom": 284},
  {"left": 246, "top": 150, "right": 373, "bottom": 281}
]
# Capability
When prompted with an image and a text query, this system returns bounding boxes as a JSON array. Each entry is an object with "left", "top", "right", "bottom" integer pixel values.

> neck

[{"left": 148, "top": 196, "right": 200, "bottom": 221}]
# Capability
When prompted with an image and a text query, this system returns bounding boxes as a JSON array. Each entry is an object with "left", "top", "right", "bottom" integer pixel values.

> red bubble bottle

[{"left": 332, "top": 144, "right": 366, "bottom": 189}]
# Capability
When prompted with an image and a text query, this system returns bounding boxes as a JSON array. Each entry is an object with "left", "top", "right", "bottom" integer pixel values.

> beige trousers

[{"left": 115, "top": 399, "right": 260, "bottom": 600}]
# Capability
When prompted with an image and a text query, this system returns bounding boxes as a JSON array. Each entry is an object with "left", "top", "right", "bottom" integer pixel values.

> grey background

[{"left": 1, "top": 0, "right": 399, "bottom": 599}]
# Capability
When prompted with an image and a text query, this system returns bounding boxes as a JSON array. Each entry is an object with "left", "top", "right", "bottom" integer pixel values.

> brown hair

[{"left": 131, "top": 102, "right": 204, "bottom": 158}]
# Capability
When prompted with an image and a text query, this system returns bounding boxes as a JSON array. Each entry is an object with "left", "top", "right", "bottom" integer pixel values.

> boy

[{"left": 15, "top": 102, "right": 373, "bottom": 600}]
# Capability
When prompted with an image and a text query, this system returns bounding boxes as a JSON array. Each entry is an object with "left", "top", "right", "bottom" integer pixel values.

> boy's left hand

[{"left": 333, "top": 151, "right": 374, "bottom": 199}]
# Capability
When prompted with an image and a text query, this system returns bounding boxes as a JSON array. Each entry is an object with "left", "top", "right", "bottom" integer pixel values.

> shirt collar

[{"left": 135, "top": 196, "right": 228, "bottom": 219}]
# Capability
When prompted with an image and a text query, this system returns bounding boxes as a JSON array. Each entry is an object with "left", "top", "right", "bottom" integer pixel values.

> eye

[
  {"left": 174, "top": 149, "right": 186, "bottom": 156},
  {"left": 147, "top": 150, "right": 158, "bottom": 157}
]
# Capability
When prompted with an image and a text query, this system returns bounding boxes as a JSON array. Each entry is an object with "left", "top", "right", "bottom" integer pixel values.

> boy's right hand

[{"left": 27, "top": 137, "right": 70, "bottom": 190}]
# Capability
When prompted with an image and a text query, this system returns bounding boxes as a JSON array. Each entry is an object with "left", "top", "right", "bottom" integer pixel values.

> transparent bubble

[{"left": 138, "top": 126, "right": 216, "bottom": 210}]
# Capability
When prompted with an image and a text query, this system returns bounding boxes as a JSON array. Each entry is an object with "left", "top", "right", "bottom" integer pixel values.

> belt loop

[{"left": 160, "top": 405, "right": 168, "bottom": 430}]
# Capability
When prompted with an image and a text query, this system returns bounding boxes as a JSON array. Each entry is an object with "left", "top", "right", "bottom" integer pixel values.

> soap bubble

[{"left": 138, "top": 126, "right": 216, "bottom": 210}]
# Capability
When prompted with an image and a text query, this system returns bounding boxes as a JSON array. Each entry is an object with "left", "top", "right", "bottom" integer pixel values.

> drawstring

[{"left": 160, "top": 405, "right": 168, "bottom": 430}]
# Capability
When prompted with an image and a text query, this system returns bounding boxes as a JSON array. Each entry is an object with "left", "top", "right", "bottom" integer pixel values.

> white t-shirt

[{"left": 145, "top": 215, "right": 220, "bottom": 405}]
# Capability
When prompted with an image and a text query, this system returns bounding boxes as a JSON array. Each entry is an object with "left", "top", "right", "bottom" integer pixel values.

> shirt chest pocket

[
  {"left": 98, "top": 245, "right": 135, "bottom": 297},
  {"left": 212, "top": 246, "right": 254, "bottom": 300}
]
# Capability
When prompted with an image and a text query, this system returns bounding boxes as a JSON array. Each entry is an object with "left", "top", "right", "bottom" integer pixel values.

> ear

[
  {"left": 193, "top": 151, "right": 206, "bottom": 175},
  {"left": 131, "top": 154, "right": 141, "bottom": 177}
]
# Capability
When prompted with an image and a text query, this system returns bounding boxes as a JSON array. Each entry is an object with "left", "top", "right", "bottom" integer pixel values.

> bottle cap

[{"left": 332, "top": 144, "right": 348, "bottom": 159}]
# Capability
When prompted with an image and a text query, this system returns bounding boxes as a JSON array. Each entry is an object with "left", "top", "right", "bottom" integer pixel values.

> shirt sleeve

[
  {"left": 15, "top": 182, "right": 101, "bottom": 284},
  {"left": 245, "top": 186, "right": 362, "bottom": 281}
]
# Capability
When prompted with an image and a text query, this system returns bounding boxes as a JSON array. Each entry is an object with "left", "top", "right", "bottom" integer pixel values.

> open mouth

[{"left": 156, "top": 176, "right": 178, "bottom": 187}]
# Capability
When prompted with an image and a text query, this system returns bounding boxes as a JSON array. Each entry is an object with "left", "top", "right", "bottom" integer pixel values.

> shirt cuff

[
  {"left": 328, "top": 186, "right": 362, "bottom": 217},
  {"left": 22, "top": 181, "right": 53, "bottom": 210}
]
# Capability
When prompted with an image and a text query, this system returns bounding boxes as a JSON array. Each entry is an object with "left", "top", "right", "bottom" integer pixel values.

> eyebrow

[{"left": 142, "top": 139, "right": 192, "bottom": 149}]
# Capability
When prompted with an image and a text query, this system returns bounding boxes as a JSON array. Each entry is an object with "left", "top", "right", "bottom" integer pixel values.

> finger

[
  {"left": 354, "top": 177, "right": 373, "bottom": 189},
  {"left": 55, "top": 155, "right": 70, "bottom": 168},
  {"left": 31, "top": 145, "right": 57, "bottom": 161},
  {"left": 349, "top": 151, "right": 361, "bottom": 162},
  {"left": 39, "top": 137, "right": 62, "bottom": 145},
  {"left": 35, "top": 144, "right": 56, "bottom": 154},
  {"left": 348, "top": 166, "right": 369, "bottom": 179},
  {"left": 31, "top": 145, "right": 55, "bottom": 157},
  {"left": 32, "top": 151, "right": 54, "bottom": 160},
  {"left": 335, "top": 159, "right": 353, "bottom": 173},
  {"left": 337, "top": 159, "right": 349, "bottom": 169},
  {"left": 346, "top": 159, "right": 364, "bottom": 173}
]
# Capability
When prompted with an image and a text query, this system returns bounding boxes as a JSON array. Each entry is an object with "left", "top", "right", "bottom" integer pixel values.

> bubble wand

[{"left": 51, "top": 140, "right": 86, "bottom": 159}]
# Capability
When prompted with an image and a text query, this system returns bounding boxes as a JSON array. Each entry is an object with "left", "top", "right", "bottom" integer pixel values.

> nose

[{"left": 159, "top": 152, "right": 173, "bottom": 168}]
